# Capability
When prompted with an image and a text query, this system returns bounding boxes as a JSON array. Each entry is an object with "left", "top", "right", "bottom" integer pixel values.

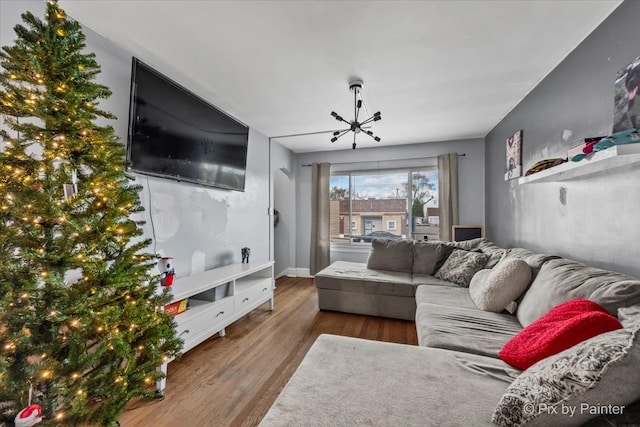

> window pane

[
  {"left": 410, "top": 169, "right": 439, "bottom": 241},
  {"left": 330, "top": 168, "right": 439, "bottom": 245},
  {"left": 350, "top": 171, "right": 408, "bottom": 243},
  {"left": 329, "top": 174, "right": 350, "bottom": 243}
]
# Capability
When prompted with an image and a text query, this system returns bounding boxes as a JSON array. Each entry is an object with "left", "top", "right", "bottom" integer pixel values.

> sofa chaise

[{"left": 260, "top": 238, "right": 640, "bottom": 426}]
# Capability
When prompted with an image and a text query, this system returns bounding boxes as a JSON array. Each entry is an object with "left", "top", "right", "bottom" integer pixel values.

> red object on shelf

[
  {"left": 164, "top": 299, "right": 187, "bottom": 316},
  {"left": 158, "top": 256, "right": 175, "bottom": 286},
  {"left": 161, "top": 272, "right": 175, "bottom": 286}
]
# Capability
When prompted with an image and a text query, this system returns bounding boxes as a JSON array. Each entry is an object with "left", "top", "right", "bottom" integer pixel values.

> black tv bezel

[{"left": 126, "top": 57, "right": 249, "bottom": 192}]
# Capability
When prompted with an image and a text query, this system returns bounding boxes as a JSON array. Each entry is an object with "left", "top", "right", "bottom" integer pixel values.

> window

[{"left": 330, "top": 168, "right": 438, "bottom": 244}]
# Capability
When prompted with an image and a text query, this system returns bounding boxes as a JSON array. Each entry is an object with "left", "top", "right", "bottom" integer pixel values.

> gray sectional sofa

[
  {"left": 260, "top": 238, "right": 640, "bottom": 426},
  {"left": 314, "top": 238, "right": 508, "bottom": 321}
]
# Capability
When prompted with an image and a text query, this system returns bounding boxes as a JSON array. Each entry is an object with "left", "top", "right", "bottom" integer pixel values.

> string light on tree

[{"left": 0, "top": 1, "right": 182, "bottom": 425}]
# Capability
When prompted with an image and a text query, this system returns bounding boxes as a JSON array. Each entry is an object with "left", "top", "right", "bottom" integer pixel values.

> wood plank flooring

[{"left": 119, "top": 276, "right": 418, "bottom": 427}]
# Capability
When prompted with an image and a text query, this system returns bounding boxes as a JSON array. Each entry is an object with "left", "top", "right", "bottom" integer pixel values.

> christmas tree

[{"left": 0, "top": 1, "right": 182, "bottom": 425}]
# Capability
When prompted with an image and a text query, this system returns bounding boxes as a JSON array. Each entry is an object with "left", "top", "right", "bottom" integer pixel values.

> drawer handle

[
  {"left": 243, "top": 297, "right": 249, "bottom": 303},
  {"left": 262, "top": 287, "right": 268, "bottom": 292},
  {"left": 179, "top": 329, "right": 190, "bottom": 336},
  {"left": 216, "top": 311, "right": 225, "bottom": 317}
]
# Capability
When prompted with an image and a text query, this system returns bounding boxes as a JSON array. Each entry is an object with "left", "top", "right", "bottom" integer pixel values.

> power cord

[{"left": 145, "top": 175, "right": 158, "bottom": 255}]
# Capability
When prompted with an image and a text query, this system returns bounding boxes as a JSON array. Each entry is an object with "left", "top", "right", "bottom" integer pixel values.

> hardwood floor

[{"left": 119, "top": 277, "right": 418, "bottom": 427}]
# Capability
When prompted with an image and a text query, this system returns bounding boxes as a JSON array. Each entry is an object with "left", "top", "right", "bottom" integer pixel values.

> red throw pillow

[{"left": 499, "top": 299, "right": 623, "bottom": 370}]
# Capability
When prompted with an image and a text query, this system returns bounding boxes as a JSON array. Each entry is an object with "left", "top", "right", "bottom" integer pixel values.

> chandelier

[{"left": 330, "top": 79, "right": 382, "bottom": 149}]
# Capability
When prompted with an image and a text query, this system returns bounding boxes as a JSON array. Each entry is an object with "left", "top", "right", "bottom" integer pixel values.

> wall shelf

[{"left": 517, "top": 144, "right": 640, "bottom": 184}]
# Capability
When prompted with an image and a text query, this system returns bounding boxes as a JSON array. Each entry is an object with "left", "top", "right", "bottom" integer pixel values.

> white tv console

[{"left": 157, "top": 261, "right": 275, "bottom": 394}]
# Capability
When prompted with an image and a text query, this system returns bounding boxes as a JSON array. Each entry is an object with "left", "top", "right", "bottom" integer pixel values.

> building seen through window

[{"left": 330, "top": 169, "right": 438, "bottom": 244}]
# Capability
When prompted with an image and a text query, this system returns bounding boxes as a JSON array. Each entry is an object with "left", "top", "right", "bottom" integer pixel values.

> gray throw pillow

[
  {"left": 434, "top": 249, "right": 490, "bottom": 287},
  {"left": 493, "top": 326, "right": 640, "bottom": 427},
  {"left": 475, "top": 239, "right": 508, "bottom": 269},
  {"left": 468, "top": 259, "right": 531, "bottom": 312},
  {"left": 413, "top": 241, "right": 454, "bottom": 275},
  {"left": 366, "top": 238, "right": 414, "bottom": 273}
]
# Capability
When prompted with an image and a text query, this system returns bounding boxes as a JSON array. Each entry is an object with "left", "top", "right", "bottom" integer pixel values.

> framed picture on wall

[
  {"left": 614, "top": 56, "right": 640, "bottom": 132},
  {"left": 504, "top": 129, "right": 523, "bottom": 180}
]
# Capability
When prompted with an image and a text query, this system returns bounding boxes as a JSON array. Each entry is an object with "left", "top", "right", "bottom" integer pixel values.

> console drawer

[
  {"left": 176, "top": 297, "right": 234, "bottom": 350},
  {"left": 234, "top": 280, "right": 272, "bottom": 313}
]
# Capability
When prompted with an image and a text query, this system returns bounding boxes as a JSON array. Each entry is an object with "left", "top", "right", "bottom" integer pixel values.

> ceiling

[{"left": 58, "top": 0, "right": 622, "bottom": 153}]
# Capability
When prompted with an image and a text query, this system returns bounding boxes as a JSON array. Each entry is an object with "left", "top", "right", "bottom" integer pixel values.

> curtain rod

[{"left": 301, "top": 153, "right": 465, "bottom": 167}]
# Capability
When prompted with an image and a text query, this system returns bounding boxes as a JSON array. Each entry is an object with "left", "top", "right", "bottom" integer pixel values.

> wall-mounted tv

[{"left": 127, "top": 58, "right": 249, "bottom": 191}]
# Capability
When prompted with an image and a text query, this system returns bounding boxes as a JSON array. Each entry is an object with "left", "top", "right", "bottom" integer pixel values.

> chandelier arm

[
  {"left": 330, "top": 129, "right": 351, "bottom": 143},
  {"left": 330, "top": 111, "right": 351, "bottom": 125},
  {"left": 363, "top": 130, "right": 381, "bottom": 142},
  {"left": 360, "top": 113, "right": 382, "bottom": 126},
  {"left": 336, "top": 129, "right": 351, "bottom": 139}
]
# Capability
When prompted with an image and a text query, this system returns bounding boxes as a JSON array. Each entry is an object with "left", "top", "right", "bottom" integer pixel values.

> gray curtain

[
  {"left": 310, "top": 162, "right": 331, "bottom": 275},
  {"left": 438, "top": 153, "right": 459, "bottom": 242}
]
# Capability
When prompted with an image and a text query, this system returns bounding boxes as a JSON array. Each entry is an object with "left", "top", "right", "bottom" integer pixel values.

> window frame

[{"left": 330, "top": 166, "right": 438, "bottom": 246}]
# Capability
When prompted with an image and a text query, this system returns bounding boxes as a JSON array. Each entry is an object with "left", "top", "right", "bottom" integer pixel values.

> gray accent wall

[
  {"left": 2, "top": 1, "right": 270, "bottom": 278},
  {"left": 485, "top": 1, "right": 639, "bottom": 276},
  {"left": 296, "top": 139, "right": 485, "bottom": 269}
]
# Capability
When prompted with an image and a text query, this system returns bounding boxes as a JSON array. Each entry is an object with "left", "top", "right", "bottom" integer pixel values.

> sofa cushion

[
  {"left": 502, "top": 247, "right": 556, "bottom": 279},
  {"left": 474, "top": 238, "right": 508, "bottom": 269},
  {"left": 415, "top": 284, "right": 476, "bottom": 309},
  {"left": 469, "top": 259, "right": 531, "bottom": 312},
  {"left": 446, "top": 237, "right": 485, "bottom": 250},
  {"left": 500, "top": 299, "right": 623, "bottom": 370},
  {"left": 366, "top": 238, "right": 414, "bottom": 273},
  {"left": 619, "top": 304, "right": 640, "bottom": 327},
  {"left": 315, "top": 261, "right": 415, "bottom": 297},
  {"left": 581, "top": 400, "right": 640, "bottom": 426},
  {"left": 517, "top": 258, "right": 640, "bottom": 327},
  {"left": 434, "top": 249, "right": 490, "bottom": 287},
  {"left": 493, "top": 325, "right": 640, "bottom": 427},
  {"left": 436, "top": 238, "right": 508, "bottom": 270},
  {"left": 412, "top": 241, "right": 455, "bottom": 275},
  {"left": 260, "top": 334, "right": 519, "bottom": 427},
  {"left": 415, "top": 303, "right": 522, "bottom": 357},
  {"left": 412, "top": 274, "right": 459, "bottom": 287}
]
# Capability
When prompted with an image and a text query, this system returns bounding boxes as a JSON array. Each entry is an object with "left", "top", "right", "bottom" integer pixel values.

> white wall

[
  {"left": 295, "top": 138, "right": 485, "bottom": 268},
  {"left": 271, "top": 141, "right": 296, "bottom": 278},
  {"left": 2, "top": 1, "right": 271, "bottom": 277}
]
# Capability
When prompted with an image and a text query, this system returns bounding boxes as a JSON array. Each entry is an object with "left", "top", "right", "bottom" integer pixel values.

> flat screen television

[{"left": 127, "top": 58, "right": 249, "bottom": 191}]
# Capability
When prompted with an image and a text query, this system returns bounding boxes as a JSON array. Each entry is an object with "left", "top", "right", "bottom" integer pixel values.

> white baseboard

[
  {"left": 275, "top": 268, "right": 292, "bottom": 279},
  {"left": 295, "top": 268, "right": 312, "bottom": 278},
  {"left": 275, "top": 267, "right": 312, "bottom": 278}
]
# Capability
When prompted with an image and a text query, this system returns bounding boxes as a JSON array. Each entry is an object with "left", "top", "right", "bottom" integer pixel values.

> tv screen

[{"left": 127, "top": 58, "right": 249, "bottom": 191}]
